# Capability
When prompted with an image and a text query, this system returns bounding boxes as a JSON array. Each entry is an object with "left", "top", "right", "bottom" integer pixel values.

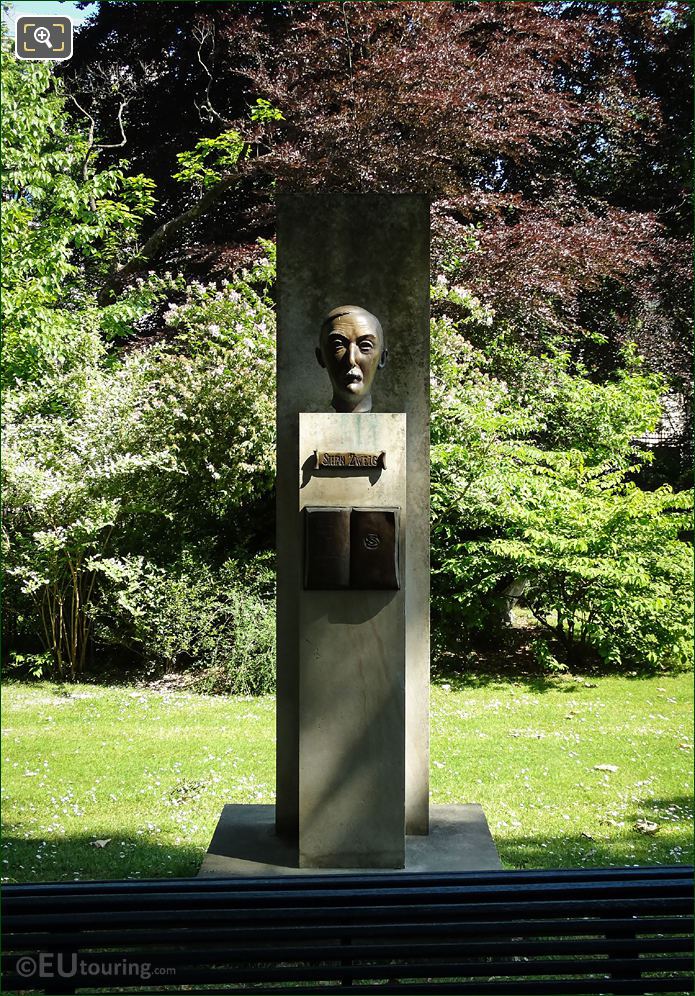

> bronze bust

[{"left": 316, "top": 306, "right": 387, "bottom": 413}]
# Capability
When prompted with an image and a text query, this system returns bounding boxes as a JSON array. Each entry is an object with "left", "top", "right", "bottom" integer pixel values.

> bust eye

[{"left": 359, "top": 341, "right": 374, "bottom": 352}]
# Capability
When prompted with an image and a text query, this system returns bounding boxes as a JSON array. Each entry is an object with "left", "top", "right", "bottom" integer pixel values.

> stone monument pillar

[
  {"left": 298, "top": 412, "right": 406, "bottom": 867},
  {"left": 275, "top": 194, "right": 431, "bottom": 864},
  {"left": 199, "top": 193, "right": 501, "bottom": 877}
]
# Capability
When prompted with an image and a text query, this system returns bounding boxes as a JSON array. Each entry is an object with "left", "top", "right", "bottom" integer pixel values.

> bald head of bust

[{"left": 316, "top": 305, "right": 388, "bottom": 413}]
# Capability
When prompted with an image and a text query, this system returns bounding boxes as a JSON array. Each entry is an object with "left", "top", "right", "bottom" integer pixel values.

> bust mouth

[{"left": 343, "top": 372, "right": 363, "bottom": 386}]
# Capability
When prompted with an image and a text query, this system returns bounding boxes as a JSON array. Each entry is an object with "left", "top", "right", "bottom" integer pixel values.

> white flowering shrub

[
  {"left": 1, "top": 39, "right": 277, "bottom": 688},
  {"left": 2, "top": 254, "right": 277, "bottom": 683}
]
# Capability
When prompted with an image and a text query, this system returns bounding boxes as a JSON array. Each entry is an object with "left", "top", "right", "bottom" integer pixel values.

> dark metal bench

[{"left": 3, "top": 865, "right": 693, "bottom": 994}]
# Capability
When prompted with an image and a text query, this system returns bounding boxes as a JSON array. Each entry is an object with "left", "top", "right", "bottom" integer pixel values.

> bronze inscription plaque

[{"left": 314, "top": 450, "right": 386, "bottom": 470}]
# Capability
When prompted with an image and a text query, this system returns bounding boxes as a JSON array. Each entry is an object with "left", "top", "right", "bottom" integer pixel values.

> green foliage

[
  {"left": 1, "top": 28, "right": 156, "bottom": 388},
  {"left": 2, "top": 389, "right": 120, "bottom": 678},
  {"left": 430, "top": 277, "right": 693, "bottom": 672},
  {"left": 248, "top": 97, "right": 285, "bottom": 124},
  {"left": 4, "top": 240, "right": 691, "bottom": 683},
  {"left": 172, "top": 99, "right": 283, "bottom": 190},
  {"left": 490, "top": 456, "right": 692, "bottom": 671},
  {"left": 98, "top": 272, "right": 185, "bottom": 341},
  {"left": 1, "top": 43, "right": 278, "bottom": 688},
  {"left": 433, "top": 228, "right": 484, "bottom": 277},
  {"left": 2, "top": 250, "right": 277, "bottom": 683},
  {"left": 93, "top": 553, "right": 275, "bottom": 694},
  {"left": 3, "top": 650, "right": 52, "bottom": 680},
  {"left": 173, "top": 130, "right": 247, "bottom": 189},
  {"left": 2, "top": 33, "right": 689, "bottom": 688}
]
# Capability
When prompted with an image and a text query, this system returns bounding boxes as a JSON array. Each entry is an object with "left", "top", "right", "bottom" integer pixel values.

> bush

[
  {"left": 2, "top": 258, "right": 277, "bottom": 681},
  {"left": 93, "top": 553, "right": 276, "bottom": 694},
  {"left": 429, "top": 278, "right": 693, "bottom": 672},
  {"left": 488, "top": 456, "right": 693, "bottom": 671},
  {"left": 1, "top": 38, "right": 278, "bottom": 688},
  {"left": 4, "top": 240, "right": 691, "bottom": 684}
]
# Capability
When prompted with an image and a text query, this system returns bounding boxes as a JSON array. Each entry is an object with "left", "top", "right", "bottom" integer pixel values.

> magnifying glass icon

[{"left": 33, "top": 26, "right": 52, "bottom": 47}]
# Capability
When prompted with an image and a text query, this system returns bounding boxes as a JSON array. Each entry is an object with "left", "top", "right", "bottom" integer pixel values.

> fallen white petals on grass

[
  {"left": 90, "top": 839, "right": 112, "bottom": 848},
  {"left": 593, "top": 764, "right": 618, "bottom": 772}
]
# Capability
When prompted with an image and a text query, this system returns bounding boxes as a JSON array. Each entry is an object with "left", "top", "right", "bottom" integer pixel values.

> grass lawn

[{"left": 1, "top": 672, "right": 692, "bottom": 882}]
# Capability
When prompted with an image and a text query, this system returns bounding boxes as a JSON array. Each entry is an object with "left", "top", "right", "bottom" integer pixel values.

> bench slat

[
  {"left": 5, "top": 865, "right": 691, "bottom": 897},
  {"left": 3, "top": 936, "right": 693, "bottom": 961},
  {"left": 5, "top": 877, "right": 691, "bottom": 914},
  {"left": 6, "top": 914, "right": 692, "bottom": 951},
  {"left": 7, "top": 894, "right": 692, "bottom": 931},
  {"left": 5, "top": 971, "right": 691, "bottom": 995},
  {"left": 5, "top": 955, "right": 692, "bottom": 985}
]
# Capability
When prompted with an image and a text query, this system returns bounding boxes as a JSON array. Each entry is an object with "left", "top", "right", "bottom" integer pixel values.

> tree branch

[
  {"left": 192, "top": 23, "right": 227, "bottom": 126},
  {"left": 70, "top": 94, "right": 97, "bottom": 191},
  {"left": 97, "top": 164, "right": 246, "bottom": 303},
  {"left": 96, "top": 97, "right": 131, "bottom": 150}
]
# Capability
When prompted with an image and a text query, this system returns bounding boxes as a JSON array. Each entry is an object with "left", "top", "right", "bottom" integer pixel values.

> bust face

[{"left": 316, "top": 306, "right": 387, "bottom": 413}]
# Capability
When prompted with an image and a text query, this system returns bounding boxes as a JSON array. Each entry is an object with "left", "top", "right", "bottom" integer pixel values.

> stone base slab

[{"left": 198, "top": 804, "right": 501, "bottom": 877}]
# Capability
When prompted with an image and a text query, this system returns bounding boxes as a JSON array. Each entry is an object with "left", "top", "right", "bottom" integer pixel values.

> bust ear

[
  {"left": 378, "top": 348, "right": 388, "bottom": 369},
  {"left": 315, "top": 346, "right": 326, "bottom": 369}
]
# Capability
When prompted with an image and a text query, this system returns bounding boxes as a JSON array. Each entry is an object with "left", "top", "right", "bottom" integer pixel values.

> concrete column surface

[
  {"left": 276, "top": 194, "right": 430, "bottom": 840},
  {"left": 298, "top": 413, "right": 406, "bottom": 868}
]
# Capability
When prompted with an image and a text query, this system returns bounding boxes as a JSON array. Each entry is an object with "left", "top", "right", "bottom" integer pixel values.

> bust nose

[{"left": 346, "top": 341, "right": 360, "bottom": 367}]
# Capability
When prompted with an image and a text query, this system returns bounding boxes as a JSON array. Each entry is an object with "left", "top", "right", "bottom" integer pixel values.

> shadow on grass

[
  {"left": 432, "top": 628, "right": 690, "bottom": 693},
  {"left": 496, "top": 827, "right": 694, "bottom": 871},
  {"left": 1, "top": 831, "right": 205, "bottom": 885},
  {"left": 494, "top": 794, "right": 694, "bottom": 870},
  {"left": 432, "top": 654, "right": 593, "bottom": 694},
  {"left": 4, "top": 808, "right": 693, "bottom": 884},
  {"left": 432, "top": 667, "right": 588, "bottom": 694}
]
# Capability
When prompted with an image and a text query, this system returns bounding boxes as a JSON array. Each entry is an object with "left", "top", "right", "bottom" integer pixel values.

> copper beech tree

[{"left": 68, "top": 1, "right": 691, "bottom": 391}]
